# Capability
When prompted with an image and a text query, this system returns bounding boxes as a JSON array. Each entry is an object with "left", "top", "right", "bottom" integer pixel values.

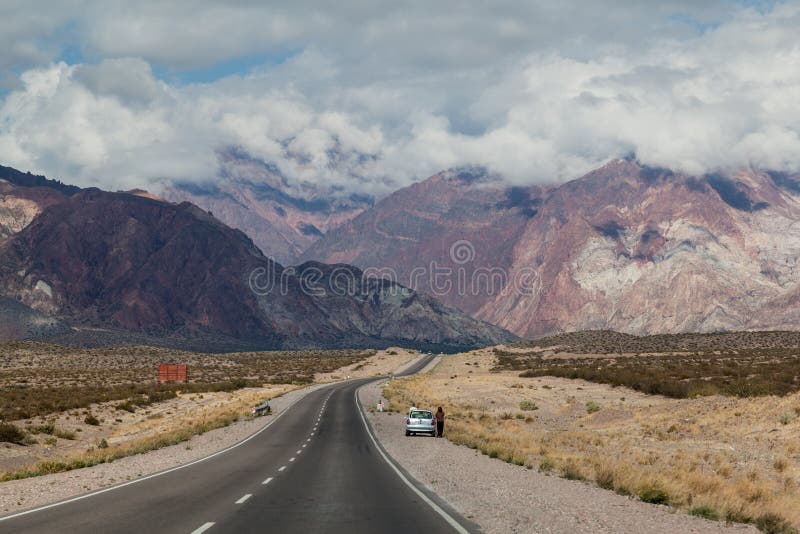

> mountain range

[
  {"left": 304, "top": 159, "right": 800, "bottom": 337},
  {"left": 161, "top": 148, "right": 372, "bottom": 265},
  {"left": 5, "top": 152, "right": 800, "bottom": 345},
  {"left": 0, "top": 165, "right": 514, "bottom": 351}
]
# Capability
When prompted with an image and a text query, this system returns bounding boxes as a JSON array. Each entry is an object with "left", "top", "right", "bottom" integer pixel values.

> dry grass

[
  {"left": 383, "top": 349, "right": 800, "bottom": 532},
  {"left": 1, "top": 399, "right": 250, "bottom": 481}
]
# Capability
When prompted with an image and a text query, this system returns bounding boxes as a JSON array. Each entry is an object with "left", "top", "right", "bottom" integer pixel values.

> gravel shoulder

[{"left": 359, "top": 380, "right": 758, "bottom": 534}]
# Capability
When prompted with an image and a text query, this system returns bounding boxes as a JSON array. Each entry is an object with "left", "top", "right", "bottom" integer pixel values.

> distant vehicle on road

[
  {"left": 405, "top": 408, "right": 436, "bottom": 436},
  {"left": 252, "top": 400, "right": 271, "bottom": 416}
]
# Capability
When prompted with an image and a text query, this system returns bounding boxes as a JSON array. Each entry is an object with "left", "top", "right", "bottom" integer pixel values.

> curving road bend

[{"left": 0, "top": 355, "right": 473, "bottom": 534}]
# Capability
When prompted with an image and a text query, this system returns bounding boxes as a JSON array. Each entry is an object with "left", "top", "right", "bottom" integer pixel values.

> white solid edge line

[
  {"left": 235, "top": 494, "right": 252, "bottom": 504},
  {"left": 354, "top": 385, "right": 469, "bottom": 534},
  {"left": 262, "top": 477, "right": 274, "bottom": 485},
  {"left": 0, "top": 383, "right": 332, "bottom": 523},
  {"left": 191, "top": 522, "right": 215, "bottom": 534}
]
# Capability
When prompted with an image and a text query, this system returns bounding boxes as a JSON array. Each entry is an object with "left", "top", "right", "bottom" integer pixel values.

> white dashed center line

[
  {"left": 262, "top": 477, "right": 274, "bottom": 485},
  {"left": 289, "top": 457, "right": 295, "bottom": 462},
  {"left": 296, "top": 450, "right": 302, "bottom": 454},
  {"left": 235, "top": 494, "right": 252, "bottom": 504},
  {"left": 278, "top": 466, "right": 286, "bottom": 472},
  {"left": 302, "top": 444, "right": 307, "bottom": 448},
  {"left": 306, "top": 438, "right": 311, "bottom": 442},
  {"left": 191, "top": 522, "right": 215, "bottom": 534}
]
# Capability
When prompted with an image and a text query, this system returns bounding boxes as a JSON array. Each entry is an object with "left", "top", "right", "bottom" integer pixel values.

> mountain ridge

[
  {"left": 0, "top": 172, "right": 515, "bottom": 350},
  {"left": 305, "top": 159, "right": 800, "bottom": 337}
]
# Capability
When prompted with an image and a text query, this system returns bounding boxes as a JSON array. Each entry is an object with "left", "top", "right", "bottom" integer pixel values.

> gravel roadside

[
  {"left": 359, "top": 380, "right": 758, "bottom": 534},
  {"left": 0, "top": 381, "right": 332, "bottom": 516}
]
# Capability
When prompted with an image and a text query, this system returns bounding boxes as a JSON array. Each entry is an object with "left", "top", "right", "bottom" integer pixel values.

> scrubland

[
  {"left": 0, "top": 342, "right": 414, "bottom": 481},
  {"left": 383, "top": 341, "right": 800, "bottom": 533}
]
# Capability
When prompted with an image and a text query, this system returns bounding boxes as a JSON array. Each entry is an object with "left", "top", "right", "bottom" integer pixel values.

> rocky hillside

[
  {"left": 0, "top": 165, "right": 78, "bottom": 243},
  {"left": 302, "top": 167, "right": 543, "bottom": 315},
  {"left": 0, "top": 179, "right": 514, "bottom": 350},
  {"left": 162, "top": 149, "right": 371, "bottom": 265},
  {"left": 305, "top": 159, "right": 800, "bottom": 337}
]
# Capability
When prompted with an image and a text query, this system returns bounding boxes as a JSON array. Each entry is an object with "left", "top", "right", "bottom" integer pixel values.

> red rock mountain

[
  {"left": 0, "top": 173, "right": 515, "bottom": 350},
  {"left": 0, "top": 165, "right": 79, "bottom": 244},
  {"left": 302, "top": 167, "right": 544, "bottom": 315},
  {"left": 161, "top": 149, "right": 371, "bottom": 265},
  {"left": 304, "top": 159, "right": 800, "bottom": 338}
]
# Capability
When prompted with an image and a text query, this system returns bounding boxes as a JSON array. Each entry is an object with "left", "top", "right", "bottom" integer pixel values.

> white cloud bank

[{"left": 1, "top": 1, "right": 799, "bottom": 194}]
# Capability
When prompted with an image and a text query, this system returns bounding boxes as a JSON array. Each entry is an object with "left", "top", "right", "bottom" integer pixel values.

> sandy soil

[{"left": 360, "top": 378, "right": 757, "bottom": 534}]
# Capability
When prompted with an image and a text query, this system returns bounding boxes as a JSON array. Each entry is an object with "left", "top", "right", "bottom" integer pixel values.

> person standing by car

[{"left": 435, "top": 407, "right": 445, "bottom": 437}]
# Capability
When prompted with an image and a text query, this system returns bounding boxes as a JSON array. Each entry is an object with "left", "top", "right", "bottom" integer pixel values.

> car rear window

[{"left": 410, "top": 410, "right": 432, "bottom": 419}]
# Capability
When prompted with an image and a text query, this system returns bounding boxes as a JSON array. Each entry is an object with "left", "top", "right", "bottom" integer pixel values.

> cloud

[
  {"left": 72, "top": 58, "right": 162, "bottom": 107},
  {"left": 1, "top": 1, "right": 800, "bottom": 194}
]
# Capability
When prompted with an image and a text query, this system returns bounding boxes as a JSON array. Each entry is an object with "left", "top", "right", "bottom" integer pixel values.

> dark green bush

[{"left": 0, "top": 422, "right": 27, "bottom": 444}]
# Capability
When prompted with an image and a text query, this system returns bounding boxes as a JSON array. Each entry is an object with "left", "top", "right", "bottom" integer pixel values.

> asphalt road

[{"left": 0, "top": 355, "right": 472, "bottom": 534}]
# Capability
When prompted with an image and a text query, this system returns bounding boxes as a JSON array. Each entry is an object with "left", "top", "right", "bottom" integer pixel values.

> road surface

[{"left": 0, "top": 355, "right": 472, "bottom": 533}]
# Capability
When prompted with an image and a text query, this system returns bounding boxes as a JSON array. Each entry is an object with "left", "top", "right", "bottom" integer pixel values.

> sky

[{"left": 0, "top": 0, "right": 798, "bottom": 194}]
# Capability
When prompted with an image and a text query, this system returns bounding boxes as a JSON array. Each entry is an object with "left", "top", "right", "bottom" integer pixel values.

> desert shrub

[
  {"left": 689, "top": 506, "right": 720, "bottom": 520},
  {"left": 586, "top": 401, "right": 600, "bottom": 413},
  {"left": 539, "top": 457, "right": 555, "bottom": 473},
  {"left": 53, "top": 427, "right": 76, "bottom": 440},
  {"left": 0, "top": 422, "right": 26, "bottom": 444},
  {"left": 519, "top": 400, "right": 539, "bottom": 411},
  {"left": 560, "top": 460, "right": 585, "bottom": 480},
  {"left": 594, "top": 466, "right": 615, "bottom": 490},
  {"left": 29, "top": 422, "right": 55, "bottom": 435},
  {"left": 755, "top": 513, "right": 797, "bottom": 534},
  {"left": 98, "top": 438, "right": 108, "bottom": 449},
  {"left": 638, "top": 484, "right": 670, "bottom": 505},
  {"left": 84, "top": 415, "right": 100, "bottom": 426},
  {"left": 116, "top": 401, "right": 136, "bottom": 413},
  {"left": 724, "top": 507, "right": 753, "bottom": 524},
  {"left": 779, "top": 412, "right": 794, "bottom": 425}
]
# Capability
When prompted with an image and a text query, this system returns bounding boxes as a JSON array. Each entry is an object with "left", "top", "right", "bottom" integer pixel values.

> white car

[{"left": 405, "top": 408, "right": 436, "bottom": 436}]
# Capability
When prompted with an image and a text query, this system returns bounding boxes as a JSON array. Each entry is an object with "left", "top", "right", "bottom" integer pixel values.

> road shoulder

[{"left": 359, "top": 379, "right": 757, "bottom": 534}]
